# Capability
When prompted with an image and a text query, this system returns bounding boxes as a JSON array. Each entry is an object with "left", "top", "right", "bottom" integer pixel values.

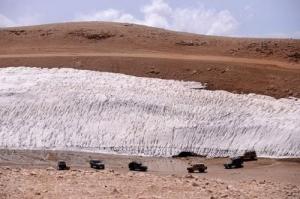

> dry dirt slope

[{"left": 0, "top": 21, "right": 300, "bottom": 98}]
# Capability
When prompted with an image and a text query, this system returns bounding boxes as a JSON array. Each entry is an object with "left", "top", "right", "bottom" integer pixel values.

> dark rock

[
  {"left": 68, "top": 30, "right": 115, "bottom": 40},
  {"left": 172, "top": 151, "right": 206, "bottom": 158},
  {"left": 288, "top": 52, "right": 300, "bottom": 59},
  {"left": 175, "top": 40, "right": 202, "bottom": 46}
]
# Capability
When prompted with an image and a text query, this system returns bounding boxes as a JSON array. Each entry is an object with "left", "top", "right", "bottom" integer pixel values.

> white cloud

[
  {"left": 77, "top": 9, "right": 138, "bottom": 24},
  {"left": 0, "top": 14, "right": 16, "bottom": 27},
  {"left": 0, "top": 13, "right": 40, "bottom": 27},
  {"left": 141, "top": 0, "right": 172, "bottom": 28},
  {"left": 75, "top": 0, "right": 238, "bottom": 36},
  {"left": 170, "top": 8, "right": 238, "bottom": 35}
]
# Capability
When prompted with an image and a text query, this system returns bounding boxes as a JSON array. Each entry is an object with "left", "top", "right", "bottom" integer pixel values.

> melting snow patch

[{"left": 0, "top": 67, "right": 299, "bottom": 157}]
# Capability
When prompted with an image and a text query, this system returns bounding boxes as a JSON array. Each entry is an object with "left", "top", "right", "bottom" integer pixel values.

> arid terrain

[
  {"left": 0, "top": 22, "right": 300, "bottom": 98},
  {"left": 0, "top": 150, "right": 300, "bottom": 199},
  {"left": 0, "top": 22, "right": 300, "bottom": 198}
]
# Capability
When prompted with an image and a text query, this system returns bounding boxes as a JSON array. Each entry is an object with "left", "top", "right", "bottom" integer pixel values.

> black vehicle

[
  {"left": 243, "top": 150, "right": 257, "bottom": 161},
  {"left": 224, "top": 157, "right": 244, "bottom": 169},
  {"left": 128, "top": 161, "right": 148, "bottom": 172},
  {"left": 187, "top": 163, "right": 207, "bottom": 173},
  {"left": 57, "top": 161, "right": 70, "bottom": 170},
  {"left": 89, "top": 160, "right": 105, "bottom": 170}
]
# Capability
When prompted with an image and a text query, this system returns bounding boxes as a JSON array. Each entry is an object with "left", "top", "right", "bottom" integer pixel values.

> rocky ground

[
  {"left": 0, "top": 150, "right": 299, "bottom": 198},
  {"left": 1, "top": 167, "right": 299, "bottom": 199}
]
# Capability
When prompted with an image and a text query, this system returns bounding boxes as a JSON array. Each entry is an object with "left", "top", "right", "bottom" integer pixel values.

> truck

[
  {"left": 243, "top": 150, "right": 257, "bottom": 161},
  {"left": 57, "top": 161, "right": 70, "bottom": 170},
  {"left": 128, "top": 161, "right": 148, "bottom": 172},
  {"left": 89, "top": 160, "right": 105, "bottom": 170},
  {"left": 224, "top": 157, "right": 244, "bottom": 169},
  {"left": 187, "top": 163, "right": 207, "bottom": 173}
]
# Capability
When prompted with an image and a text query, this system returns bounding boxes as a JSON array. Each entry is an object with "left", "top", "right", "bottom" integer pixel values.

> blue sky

[{"left": 0, "top": 0, "right": 299, "bottom": 38}]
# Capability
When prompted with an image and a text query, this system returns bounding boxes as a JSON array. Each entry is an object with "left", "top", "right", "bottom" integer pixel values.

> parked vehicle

[
  {"left": 128, "top": 161, "right": 148, "bottom": 172},
  {"left": 57, "top": 161, "right": 70, "bottom": 170},
  {"left": 224, "top": 157, "right": 244, "bottom": 169},
  {"left": 187, "top": 163, "right": 207, "bottom": 173},
  {"left": 243, "top": 150, "right": 257, "bottom": 161},
  {"left": 89, "top": 160, "right": 105, "bottom": 170}
]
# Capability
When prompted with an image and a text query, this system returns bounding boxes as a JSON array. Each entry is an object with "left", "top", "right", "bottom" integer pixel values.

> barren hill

[{"left": 0, "top": 22, "right": 300, "bottom": 98}]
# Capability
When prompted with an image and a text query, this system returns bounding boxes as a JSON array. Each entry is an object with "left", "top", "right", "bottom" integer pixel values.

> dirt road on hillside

[
  {"left": 1, "top": 52, "right": 300, "bottom": 69},
  {"left": 1, "top": 52, "right": 300, "bottom": 99}
]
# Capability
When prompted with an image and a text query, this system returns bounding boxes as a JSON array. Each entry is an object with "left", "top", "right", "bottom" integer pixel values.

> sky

[{"left": 0, "top": 0, "right": 300, "bottom": 38}]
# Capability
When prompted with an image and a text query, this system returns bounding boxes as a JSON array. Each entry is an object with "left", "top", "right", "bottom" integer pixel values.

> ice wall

[{"left": 0, "top": 67, "right": 299, "bottom": 157}]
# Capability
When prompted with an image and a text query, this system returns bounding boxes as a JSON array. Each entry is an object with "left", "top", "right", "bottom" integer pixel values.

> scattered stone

[
  {"left": 259, "top": 180, "right": 266, "bottom": 184},
  {"left": 68, "top": 30, "right": 115, "bottom": 40},
  {"left": 111, "top": 188, "right": 119, "bottom": 194},
  {"left": 46, "top": 167, "right": 55, "bottom": 171},
  {"left": 127, "top": 172, "right": 134, "bottom": 177},
  {"left": 147, "top": 67, "right": 160, "bottom": 75},
  {"left": 288, "top": 52, "right": 300, "bottom": 59},
  {"left": 176, "top": 40, "right": 198, "bottom": 46},
  {"left": 9, "top": 30, "right": 26, "bottom": 36},
  {"left": 30, "top": 171, "right": 37, "bottom": 176},
  {"left": 185, "top": 174, "right": 194, "bottom": 179},
  {"left": 124, "top": 23, "right": 133, "bottom": 27},
  {"left": 207, "top": 189, "right": 213, "bottom": 193},
  {"left": 191, "top": 70, "right": 198, "bottom": 75},
  {"left": 226, "top": 185, "right": 233, "bottom": 190},
  {"left": 192, "top": 182, "right": 199, "bottom": 187}
]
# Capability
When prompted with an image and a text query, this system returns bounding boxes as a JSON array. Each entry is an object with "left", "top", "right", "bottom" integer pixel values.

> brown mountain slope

[{"left": 0, "top": 22, "right": 300, "bottom": 98}]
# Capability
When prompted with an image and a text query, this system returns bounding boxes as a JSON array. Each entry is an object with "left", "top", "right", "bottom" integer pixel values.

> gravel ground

[
  {"left": 0, "top": 150, "right": 300, "bottom": 198},
  {"left": 0, "top": 167, "right": 299, "bottom": 199}
]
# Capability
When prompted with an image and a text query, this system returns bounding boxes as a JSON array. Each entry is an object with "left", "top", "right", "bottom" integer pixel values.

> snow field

[{"left": 0, "top": 67, "right": 299, "bottom": 157}]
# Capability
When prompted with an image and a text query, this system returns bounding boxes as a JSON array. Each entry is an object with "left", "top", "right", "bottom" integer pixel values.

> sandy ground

[
  {"left": 1, "top": 22, "right": 300, "bottom": 98},
  {"left": 0, "top": 150, "right": 299, "bottom": 198}
]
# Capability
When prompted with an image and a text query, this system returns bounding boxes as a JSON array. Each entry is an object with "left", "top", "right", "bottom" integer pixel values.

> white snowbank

[{"left": 0, "top": 67, "right": 299, "bottom": 157}]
